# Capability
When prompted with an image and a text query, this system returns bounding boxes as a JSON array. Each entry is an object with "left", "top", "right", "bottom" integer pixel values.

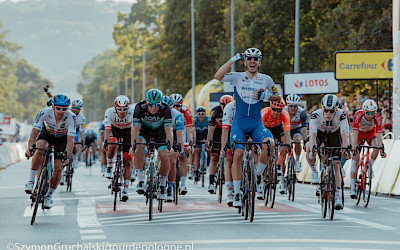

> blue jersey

[
  {"left": 171, "top": 109, "right": 185, "bottom": 131},
  {"left": 194, "top": 116, "right": 210, "bottom": 135},
  {"left": 85, "top": 132, "right": 98, "bottom": 141},
  {"left": 222, "top": 72, "right": 278, "bottom": 120}
]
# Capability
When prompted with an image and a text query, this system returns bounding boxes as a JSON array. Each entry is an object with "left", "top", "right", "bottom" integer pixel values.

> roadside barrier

[{"left": 0, "top": 142, "right": 27, "bottom": 169}]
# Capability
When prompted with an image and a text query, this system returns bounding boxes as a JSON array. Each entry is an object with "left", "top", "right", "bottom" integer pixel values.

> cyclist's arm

[
  {"left": 27, "top": 128, "right": 40, "bottom": 150},
  {"left": 164, "top": 126, "right": 173, "bottom": 147},
  {"left": 300, "top": 110, "right": 308, "bottom": 141},
  {"left": 65, "top": 135, "right": 74, "bottom": 158},
  {"left": 301, "top": 128, "right": 308, "bottom": 141},
  {"left": 341, "top": 132, "right": 350, "bottom": 148},
  {"left": 176, "top": 130, "right": 185, "bottom": 151},
  {"left": 80, "top": 130, "right": 85, "bottom": 143},
  {"left": 376, "top": 132, "right": 384, "bottom": 149},
  {"left": 351, "top": 130, "right": 359, "bottom": 151},
  {"left": 215, "top": 62, "right": 234, "bottom": 81},
  {"left": 221, "top": 127, "right": 229, "bottom": 151},
  {"left": 207, "top": 125, "right": 215, "bottom": 143},
  {"left": 284, "top": 131, "right": 291, "bottom": 145},
  {"left": 339, "top": 111, "right": 350, "bottom": 148},
  {"left": 309, "top": 132, "right": 317, "bottom": 150}
]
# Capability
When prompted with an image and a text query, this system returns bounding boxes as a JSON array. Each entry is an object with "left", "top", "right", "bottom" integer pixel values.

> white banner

[
  {"left": 393, "top": 0, "right": 400, "bottom": 139},
  {"left": 284, "top": 72, "right": 338, "bottom": 95}
]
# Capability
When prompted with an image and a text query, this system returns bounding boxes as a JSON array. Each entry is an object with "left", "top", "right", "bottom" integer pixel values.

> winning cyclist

[
  {"left": 170, "top": 93, "right": 194, "bottom": 195},
  {"left": 207, "top": 95, "right": 232, "bottom": 194},
  {"left": 25, "top": 94, "right": 76, "bottom": 209},
  {"left": 221, "top": 97, "right": 235, "bottom": 206},
  {"left": 131, "top": 89, "right": 173, "bottom": 200},
  {"left": 284, "top": 94, "right": 308, "bottom": 172},
  {"left": 215, "top": 47, "right": 281, "bottom": 207},
  {"left": 261, "top": 99, "right": 291, "bottom": 195},
  {"left": 162, "top": 96, "right": 185, "bottom": 202},
  {"left": 349, "top": 99, "right": 386, "bottom": 199},
  {"left": 306, "top": 94, "right": 351, "bottom": 209},
  {"left": 193, "top": 106, "right": 210, "bottom": 182},
  {"left": 103, "top": 95, "right": 134, "bottom": 202}
]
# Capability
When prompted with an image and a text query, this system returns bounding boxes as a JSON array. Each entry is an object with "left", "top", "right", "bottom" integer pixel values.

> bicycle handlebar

[{"left": 132, "top": 139, "right": 171, "bottom": 152}]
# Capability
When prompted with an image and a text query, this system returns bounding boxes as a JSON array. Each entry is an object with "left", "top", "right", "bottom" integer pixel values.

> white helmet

[
  {"left": 286, "top": 94, "right": 301, "bottom": 105},
  {"left": 362, "top": 99, "right": 378, "bottom": 112},
  {"left": 321, "top": 94, "right": 339, "bottom": 110},
  {"left": 170, "top": 93, "right": 183, "bottom": 103},
  {"left": 244, "top": 48, "right": 262, "bottom": 60},
  {"left": 114, "top": 95, "right": 130, "bottom": 107},
  {"left": 71, "top": 98, "right": 83, "bottom": 108}
]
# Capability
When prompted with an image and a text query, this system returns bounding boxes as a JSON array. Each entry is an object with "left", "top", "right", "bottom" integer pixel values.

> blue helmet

[
  {"left": 162, "top": 96, "right": 174, "bottom": 107},
  {"left": 87, "top": 128, "right": 94, "bottom": 135},
  {"left": 196, "top": 106, "right": 206, "bottom": 113},
  {"left": 46, "top": 98, "right": 53, "bottom": 107},
  {"left": 53, "top": 94, "right": 70, "bottom": 106}
]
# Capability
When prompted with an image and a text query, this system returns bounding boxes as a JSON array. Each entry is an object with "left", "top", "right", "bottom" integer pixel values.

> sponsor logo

[
  {"left": 381, "top": 59, "right": 393, "bottom": 71},
  {"left": 294, "top": 79, "right": 328, "bottom": 88}
]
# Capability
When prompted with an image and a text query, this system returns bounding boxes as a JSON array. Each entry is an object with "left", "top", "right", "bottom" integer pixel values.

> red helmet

[
  {"left": 270, "top": 99, "right": 286, "bottom": 109},
  {"left": 220, "top": 95, "right": 232, "bottom": 108}
]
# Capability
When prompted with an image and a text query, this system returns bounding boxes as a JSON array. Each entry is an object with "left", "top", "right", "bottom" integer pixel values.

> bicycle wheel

[
  {"left": 287, "top": 157, "right": 295, "bottom": 201},
  {"left": 66, "top": 165, "right": 72, "bottom": 192},
  {"left": 174, "top": 179, "right": 179, "bottom": 205},
  {"left": 264, "top": 161, "right": 272, "bottom": 206},
  {"left": 31, "top": 167, "right": 47, "bottom": 225},
  {"left": 249, "top": 159, "right": 256, "bottom": 222},
  {"left": 327, "top": 163, "right": 335, "bottom": 220},
  {"left": 218, "top": 160, "right": 224, "bottom": 203},
  {"left": 201, "top": 154, "right": 205, "bottom": 188},
  {"left": 364, "top": 162, "right": 372, "bottom": 207},
  {"left": 320, "top": 167, "right": 327, "bottom": 218},
  {"left": 269, "top": 162, "right": 277, "bottom": 208},
  {"left": 148, "top": 162, "right": 154, "bottom": 221}
]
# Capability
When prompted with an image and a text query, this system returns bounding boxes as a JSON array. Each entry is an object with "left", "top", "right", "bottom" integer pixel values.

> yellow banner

[{"left": 335, "top": 51, "right": 393, "bottom": 80}]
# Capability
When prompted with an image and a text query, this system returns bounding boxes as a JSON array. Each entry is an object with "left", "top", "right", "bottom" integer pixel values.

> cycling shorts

[
  {"left": 195, "top": 133, "right": 207, "bottom": 148},
  {"left": 357, "top": 129, "right": 377, "bottom": 146},
  {"left": 37, "top": 127, "right": 67, "bottom": 159},
  {"left": 230, "top": 117, "right": 273, "bottom": 150},
  {"left": 139, "top": 130, "right": 168, "bottom": 152},
  {"left": 316, "top": 129, "right": 342, "bottom": 158},
  {"left": 290, "top": 127, "right": 303, "bottom": 139},
  {"left": 268, "top": 124, "right": 284, "bottom": 142},
  {"left": 111, "top": 125, "right": 131, "bottom": 153}
]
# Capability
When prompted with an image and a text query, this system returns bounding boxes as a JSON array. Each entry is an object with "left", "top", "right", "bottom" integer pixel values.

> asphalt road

[{"left": 1, "top": 159, "right": 400, "bottom": 250}]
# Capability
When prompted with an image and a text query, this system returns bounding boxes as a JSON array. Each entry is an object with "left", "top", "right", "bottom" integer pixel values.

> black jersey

[
  {"left": 132, "top": 100, "right": 173, "bottom": 134},
  {"left": 209, "top": 106, "right": 223, "bottom": 130}
]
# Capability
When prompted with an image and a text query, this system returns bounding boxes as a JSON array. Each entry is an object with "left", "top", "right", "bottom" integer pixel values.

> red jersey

[
  {"left": 180, "top": 106, "right": 193, "bottom": 128},
  {"left": 352, "top": 110, "right": 382, "bottom": 133}
]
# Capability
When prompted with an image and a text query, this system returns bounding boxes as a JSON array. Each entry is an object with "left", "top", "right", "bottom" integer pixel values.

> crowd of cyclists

[{"left": 23, "top": 47, "right": 386, "bottom": 215}]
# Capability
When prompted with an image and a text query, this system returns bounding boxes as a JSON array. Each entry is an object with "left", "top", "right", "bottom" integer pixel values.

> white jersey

[
  {"left": 222, "top": 101, "right": 235, "bottom": 129},
  {"left": 74, "top": 112, "right": 86, "bottom": 131},
  {"left": 309, "top": 109, "right": 349, "bottom": 134},
  {"left": 221, "top": 72, "right": 278, "bottom": 119},
  {"left": 104, "top": 106, "right": 135, "bottom": 130},
  {"left": 283, "top": 105, "right": 307, "bottom": 130},
  {"left": 33, "top": 107, "right": 77, "bottom": 137}
]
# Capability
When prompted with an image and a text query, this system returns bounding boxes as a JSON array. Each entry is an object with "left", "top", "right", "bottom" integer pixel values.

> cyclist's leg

[
  {"left": 134, "top": 135, "right": 146, "bottom": 193},
  {"left": 84, "top": 146, "right": 89, "bottom": 167},
  {"left": 225, "top": 149, "right": 234, "bottom": 204},
  {"left": 292, "top": 129, "right": 303, "bottom": 171},
  {"left": 251, "top": 123, "right": 274, "bottom": 176},
  {"left": 158, "top": 145, "right": 170, "bottom": 199},
  {"left": 168, "top": 151, "right": 178, "bottom": 191},
  {"left": 209, "top": 151, "right": 219, "bottom": 192},
  {"left": 194, "top": 147, "right": 201, "bottom": 180},
  {"left": 350, "top": 136, "right": 362, "bottom": 196},
  {"left": 369, "top": 135, "right": 379, "bottom": 163},
  {"left": 25, "top": 138, "right": 49, "bottom": 193},
  {"left": 180, "top": 144, "right": 189, "bottom": 189},
  {"left": 105, "top": 137, "right": 117, "bottom": 178},
  {"left": 100, "top": 144, "right": 107, "bottom": 173}
]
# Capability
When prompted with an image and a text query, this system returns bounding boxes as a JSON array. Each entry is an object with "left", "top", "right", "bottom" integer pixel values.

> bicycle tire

[
  {"left": 269, "top": 161, "right": 277, "bottom": 208},
  {"left": 328, "top": 163, "right": 335, "bottom": 220},
  {"left": 287, "top": 157, "right": 295, "bottom": 201},
  {"left": 320, "top": 167, "right": 327, "bottom": 218},
  {"left": 149, "top": 161, "right": 154, "bottom": 221},
  {"left": 218, "top": 160, "right": 224, "bottom": 203},
  {"left": 201, "top": 154, "right": 205, "bottom": 188},
  {"left": 264, "top": 162, "right": 271, "bottom": 206},
  {"left": 31, "top": 166, "right": 47, "bottom": 225},
  {"left": 174, "top": 179, "right": 179, "bottom": 205},
  {"left": 249, "top": 159, "right": 256, "bottom": 222},
  {"left": 241, "top": 163, "right": 248, "bottom": 219},
  {"left": 364, "top": 162, "right": 372, "bottom": 207},
  {"left": 113, "top": 158, "right": 120, "bottom": 211}
]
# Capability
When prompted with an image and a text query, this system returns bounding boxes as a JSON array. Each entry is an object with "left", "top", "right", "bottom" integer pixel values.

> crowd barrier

[
  {"left": 0, "top": 142, "right": 27, "bottom": 169},
  {"left": 295, "top": 133, "right": 400, "bottom": 196}
]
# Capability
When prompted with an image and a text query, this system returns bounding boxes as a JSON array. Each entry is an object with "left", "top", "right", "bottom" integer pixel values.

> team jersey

[
  {"left": 132, "top": 100, "right": 173, "bottom": 130},
  {"left": 221, "top": 72, "right": 278, "bottom": 120},
  {"left": 261, "top": 107, "right": 291, "bottom": 131},
  {"left": 194, "top": 115, "right": 210, "bottom": 134},
  {"left": 352, "top": 110, "right": 383, "bottom": 133},
  {"left": 222, "top": 102, "right": 235, "bottom": 129},
  {"left": 283, "top": 105, "right": 307, "bottom": 130},
  {"left": 209, "top": 106, "right": 224, "bottom": 129},
  {"left": 180, "top": 105, "right": 193, "bottom": 128},
  {"left": 74, "top": 112, "right": 86, "bottom": 131},
  {"left": 171, "top": 108, "right": 185, "bottom": 131},
  {"left": 33, "top": 107, "right": 77, "bottom": 137},
  {"left": 309, "top": 109, "right": 349, "bottom": 134},
  {"left": 104, "top": 106, "right": 135, "bottom": 130}
]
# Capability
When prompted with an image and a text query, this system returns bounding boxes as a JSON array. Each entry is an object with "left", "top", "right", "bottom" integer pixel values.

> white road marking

[
  {"left": 23, "top": 206, "right": 65, "bottom": 217},
  {"left": 79, "top": 229, "right": 104, "bottom": 234},
  {"left": 80, "top": 235, "right": 107, "bottom": 240}
]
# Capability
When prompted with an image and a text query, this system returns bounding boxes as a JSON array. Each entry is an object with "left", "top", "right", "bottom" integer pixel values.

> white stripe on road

[
  {"left": 23, "top": 206, "right": 65, "bottom": 217},
  {"left": 79, "top": 229, "right": 104, "bottom": 234},
  {"left": 80, "top": 235, "right": 107, "bottom": 240}
]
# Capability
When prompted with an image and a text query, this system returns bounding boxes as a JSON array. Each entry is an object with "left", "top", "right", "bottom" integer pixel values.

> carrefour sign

[
  {"left": 284, "top": 72, "right": 338, "bottom": 95},
  {"left": 335, "top": 50, "right": 393, "bottom": 80}
]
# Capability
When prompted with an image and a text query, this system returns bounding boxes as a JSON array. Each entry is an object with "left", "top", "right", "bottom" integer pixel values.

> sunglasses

[
  {"left": 365, "top": 111, "right": 375, "bottom": 115},
  {"left": 116, "top": 107, "right": 129, "bottom": 112},
  {"left": 72, "top": 107, "right": 81, "bottom": 110},
  {"left": 288, "top": 104, "right": 298, "bottom": 108},
  {"left": 173, "top": 104, "right": 182, "bottom": 108},
  {"left": 54, "top": 106, "right": 68, "bottom": 112},
  {"left": 197, "top": 112, "right": 205, "bottom": 115},
  {"left": 246, "top": 56, "right": 260, "bottom": 61},
  {"left": 271, "top": 108, "right": 282, "bottom": 113},
  {"left": 148, "top": 103, "right": 161, "bottom": 108},
  {"left": 323, "top": 109, "right": 336, "bottom": 114}
]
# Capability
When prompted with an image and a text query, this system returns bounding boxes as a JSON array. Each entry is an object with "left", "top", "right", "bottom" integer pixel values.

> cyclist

[
  {"left": 83, "top": 128, "right": 98, "bottom": 167},
  {"left": 103, "top": 95, "right": 134, "bottom": 202},
  {"left": 284, "top": 94, "right": 308, "bottom": 172},
  {"left": 206, "top": 95, "right": 232, "bottom": 194},
  {"left": 162, "top": 96, "right": 185, "bottom": 202},
  {"left": 193, "top": 106, "right": 210, "bottom": 182},
  {"left": 215, "top": 47, "right": 281, "bottom": 207},
  {"left": 261, "top": 99, "right": 291, "bottom": 195},
  {"left": 25, "top": 94, "right": 76, "bottom": 209},
  {"left": 306, "top": 94, "right": 351, "bottom": 209},
  {"left": 221, "top": 97, "right": 235, "bottom": 206},
  {"left": 70, "top": 99, "right": 86, "bottom": 170},
  {"left": 131, "top": 89, "right": 173, "bottom": 200},
  {"left": 349, "top": 99, "right": 386, "bottom": 199},
  {"left": 98, "top": 121, "right": 107, "bottom": 175},
  {"left": 170, "top": 93, "right": 194, "bottom": 195}
]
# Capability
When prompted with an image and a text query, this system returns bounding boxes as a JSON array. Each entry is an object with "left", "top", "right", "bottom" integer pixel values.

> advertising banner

[
  {"left": 393, "top": 0, "right": 400, "bottom": 139},
  {"left": 335, "top": 50, "right": 393, "bottom": 80},
  {"left": 284, "top": 72, "right": 338, "bottom": 95}
]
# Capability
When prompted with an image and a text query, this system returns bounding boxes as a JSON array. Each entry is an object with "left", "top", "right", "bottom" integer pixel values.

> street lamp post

[
  {"left": 131, "top": 56, "right": 134, "bottom": 104},
  {"left": 142, "top": 47, "right": 146, "bottom": 100},
  {"left": 117, "top": 75, "right": 120, "bottom": 96},
  {"left": 294, "top": 0, "right": 300, "bottom": 73},
  {"left": 191, "top": 0, "right": 196, "bottom": 112},
  {"left": 125, "top": 68, "right": 128, "bottom": 96},
  {"left": 231, "top": 0, "right": 235, "bottom": 72}
]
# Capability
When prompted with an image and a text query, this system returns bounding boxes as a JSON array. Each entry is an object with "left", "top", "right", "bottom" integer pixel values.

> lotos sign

[
  {"left": 284, "top": 72, "right": 338, "bottom": 95},
  {"left": 335, "top": 50, "right": 393, "bottom": 80}
]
